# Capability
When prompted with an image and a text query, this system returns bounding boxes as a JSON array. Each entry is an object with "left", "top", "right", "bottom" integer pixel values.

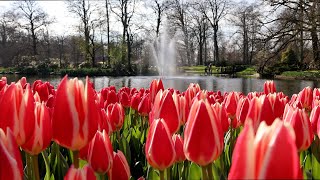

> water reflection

[{"left": 3, "top": 74, "right": 320, "bottom": 97}]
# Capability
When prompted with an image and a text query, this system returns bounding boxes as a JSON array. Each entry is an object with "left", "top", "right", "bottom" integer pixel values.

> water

[{"left": 3, "top": 74, "right": 320, "bottom": 97}]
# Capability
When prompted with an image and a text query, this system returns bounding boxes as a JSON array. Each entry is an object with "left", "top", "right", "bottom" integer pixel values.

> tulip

[
  {"left": 106, "top": 102, "right": 125, "bottom": 132},
  {"left": 224, "top": 92, "right": 240, "bottom": 127},
  {"left": 149, "top": 89, "right": 180, "bottom": 134},
  {"left": 118, "top": 90, "right": 130, "bottom": 108},
  {"left": 87, "top": 130, "right": 114, "bottom": 174},
  {"left": 267, "top": 93, "right": 287, "bottom": 119},
  {"left": 149, "top": 79, "right": 164, "bottom": 103},
  {"left": 228, "top": 119, "right": 301, "bottom": 179},
  {"left": 138, "top": 93, "right": 151, "bottom": 116},
  {"left": 104, "top": 90, "right": 118, "bottom": 108},
  {"left": 145, "top": 118, "right": 176, "bottom": 171},
  {"left": 246, "top": 95, "right": 275, "bottom": 131},
  {"left": 52, "top": 76, "right": 99, "bottom": 151},
  {"left": 130, "top": 93, "right": 141, "bottom": 111},
  {"left": 32, "top": 80, "right": 55, "bottom": 102},
  {"left": 0, "top": 80, "right": 35, "bottom": 146},
  {"left": 235, "top": 97, "right": 249, "bottom": 125},
  {"left": 0, "top": 128, "right": 23, "bottom": 180},
  {"left": 0, "top": 76, "right": 7, "bottom": 91},
  {"left": 263, "top": 80, "right": 276, "bottom": 94},
  {"left": 310, "top": 106, "right": 320, "bottom": 137},
  {"left": 64, "top": 165, "right": 96, "bottom": 180},
  {"left": 283, "top": 104, "right": 313, "bottom": 151},
  {"left": 172, "top": 134, "right": 186, "bottom": 163},
  {"left": 297, "top": 86, "right": 313, "bottom": 112},
  {"left": 184, "top": 83, "right": 201, "bottom": 108},
  {"left": 173, "top": 92, "right": 189, "bottom": 125},
  {"left": 184, "top": 99, "right": 224, "bottom": 166},
  {"left": 22, "top": 96, "right": 52, "bottom": 155},
  {"left": 108, "top": 150, "right": 131, "bottom": 180},
  {"left": 212, "top": 102, "right": 229, "bottom": 133}
]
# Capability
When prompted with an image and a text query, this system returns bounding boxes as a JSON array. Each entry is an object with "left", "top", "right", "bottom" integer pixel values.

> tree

[
  {"left": 231, "top": 1, "right": 262, "bottom": 65},
  {"left": 15, "top": 0, "right": 52, "bottom": 56},
  {"left": 110, "top": 0, "right": 136, "bottom": 70},
  {"left": 66, "top": 0, "right": 102, "bottom": 67},
  {"left": 199, "top": 0, "right": 228, "bottom": 65}
]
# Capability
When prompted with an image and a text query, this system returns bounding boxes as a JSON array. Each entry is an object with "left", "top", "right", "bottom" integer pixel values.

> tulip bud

[
  {"left": 263, "top": 80, "right": 276, "bottom": 94},
  {"left": 0, "top": 76, "right": 7, "bottom": 91},
  {"left": 130, "top": 93, "right": 141, "bottom": 111},
  {"left": 149, "top": 79, "right": 164, "bottom": 103},
  {"left": 310, "top": 106, "right": 320, "bottom": 137},
  {"left": 22, "top": 101, "right": 52, "bottom": 155},
  {"left": 138, "top": 94, "right": 151, "bottom": 116},
  {"left": 87, "top": 130, "right": 114, "bottom": 173},
  {"left": 297, "top": 87, "right": 313, "bottom": 112},
  {"left": 108, "top": 150, "right": 131, "bottom": 180},
  {"left": 106, "top": 103, "right": 125, "bottom": 132},
  {"left": 236, "top": 97, "right": 249, "bottom": 125},
  {"left": 172, "top": 134, "right": 186, "bottom": 163},
  {"left": 283, "top": 104, "right": 313, "bottom": 151},
  {"left": 52, "top": 76, "right": 99, "bottom": 150},
  {"left": 64, "top": 165, "right": 96, "bottom": 180},
  {"left": 0, "top": 128, "right": 23, "bottom": 179},
  {"left": 184, "top": 99, "right": 224, "bottom": 166},
  {"left": 145, "top": 119, "right": 176, "bottom": 171},
  {"left": 0, "top": 81, "right": 35, "bottom": 146},
  {"left": 149, "top": 90, "right": 180, "bottom": 134},
  {"left": 228, "top": 119, "right": 301, "bottom": 179}
]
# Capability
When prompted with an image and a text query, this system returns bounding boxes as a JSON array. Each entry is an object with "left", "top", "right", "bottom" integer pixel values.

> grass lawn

[{"left": 278, "top": 70, "right": 320, "bottom": 80}]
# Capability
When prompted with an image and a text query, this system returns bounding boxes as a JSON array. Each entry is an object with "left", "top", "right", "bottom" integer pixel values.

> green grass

[
  {"left": 236, "top": 67, "right": 257, "bottom": 76},
  {"left": 280, "top": 70, "right": 320, "bottom": 79},
  {"left": 180, "top": 65, "right": 206, "bottom": 73}
]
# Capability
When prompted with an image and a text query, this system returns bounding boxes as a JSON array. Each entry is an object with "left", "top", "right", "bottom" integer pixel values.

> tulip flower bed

[{"left": 1, "top": 75, "right": 320, "bottom": 180}]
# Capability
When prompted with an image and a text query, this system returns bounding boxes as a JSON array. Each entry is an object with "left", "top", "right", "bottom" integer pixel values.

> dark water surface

[{"left": 3, "top": 74, "right": 320, "bottom": 97}]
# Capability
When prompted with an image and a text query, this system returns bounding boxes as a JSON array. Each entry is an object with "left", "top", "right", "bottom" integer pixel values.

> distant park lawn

[{"left": 278, "top": 70, "right": 320, "bottom": 80}]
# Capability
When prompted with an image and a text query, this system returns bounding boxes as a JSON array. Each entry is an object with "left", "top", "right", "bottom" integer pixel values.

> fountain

[{"left": 150, "top": 21, "right": 177, "bottom": 76}]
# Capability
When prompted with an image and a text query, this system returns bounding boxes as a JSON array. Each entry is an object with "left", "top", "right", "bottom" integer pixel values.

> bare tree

[
  {"left": 110, "top": 0, "right": 136, "bottom": 70},
  {"left": 15, "top": 0, "right": 52, "bottom": 56},
  {"left": 199, "top": 0, "right": 228, "bottom": 65}
]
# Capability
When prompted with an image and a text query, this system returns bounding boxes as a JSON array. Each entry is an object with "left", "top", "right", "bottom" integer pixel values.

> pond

[{"left": 3, "top": 74, "right": 320, "bottom": 97}]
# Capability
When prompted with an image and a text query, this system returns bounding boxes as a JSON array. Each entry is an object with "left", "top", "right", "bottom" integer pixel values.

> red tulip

[
  {"left": 106, "top": 103, "right": 125, "bottom": 132},
  {"left": 283, "top": 104, "right": 313, "bottom": 151},
  {"left": 87, "top": 130, "right": 113, "bottom": 173},
  {"left": 149, "top": 89, "right": 180, "bottom": 134},
  {"left": 184, "top": 99, "right": 224, "bottom": 166},
  {"left": 0, "top": 128, "right": 23, "bottom": 180},
  {"left": 224, "top": 92, "right": 240, "bottom": 127},
  {"left": 108, "top": 150, "right": 131, "bottom": 180},
  {"left": 236, "top": 97, "right": 249, "bottom": 125},
  {"left": 32, "top": 80, "right": 55, "bottom": 102},
  {"left": 172, "top": 134, "right": 186, "bottom": 163},
  {"left": 263, "top": 80, "right": 276, "bottom": 94},
  {"left": 64, "top": 165, "right": 96, "bottom": 180},
  {"left": 0, "top": 76, "right": 7, "bottom": 91},
  {"left": 52, "top": 76, "right": 99, "bottom": 150},
  {"left": 104, "top": 90, "right": 118, "bottom": 108},
  {"left": 246, "top": 95, "right": 275, "bottom": 131},
  {"left": 173, "top": 92, "right": 189, "bottom": 125},
  {"left": 145, "top": 118, "right": 176, "bottom": 171},
  {"left": 297, "top": 87, "right": 313, "bottom": 112},
  {"left": 184, "top": 83, "right": 201, "bottom": 108},
  {"left": 130, "top": 93, "right": 141, "bottom": 111},
  {"left": 138, "top": 93, "right": 151, "bottom": 116},
  {"left": 228, "top": 119, "right": 300, "bottom": 179},
  {"left": 0, "top": 80, "right": 35, "bottom": 146},
  {"left": 149, "top": 79, "right": 164, "bottom": 103},
  {"left": 22, "top": 98, "right": 52, "bottom": 155},
  {"left": 118, "top": 90, "right": 130, "bottom": 108},
  {"left": 267, "top": 93, "right": 288, "bottom": 119},
  {"left": 310, "top": 106, "right": 320, "bottom": 137},
  {"left": 212, "top": 102, "right": 229, "bottom": 133}
]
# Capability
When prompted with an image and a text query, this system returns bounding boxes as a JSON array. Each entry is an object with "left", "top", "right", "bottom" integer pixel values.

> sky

[{"left": 0, "top": 1, "right": 79, "bottom": 35}]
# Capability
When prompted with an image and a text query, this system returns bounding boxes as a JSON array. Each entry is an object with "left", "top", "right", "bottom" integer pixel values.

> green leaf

[
  {"left": 146, "top": 166, "right": 160, "bottom": 180},
  {"left": 188, "top": 163, "right": 201, "bottom": 180}
]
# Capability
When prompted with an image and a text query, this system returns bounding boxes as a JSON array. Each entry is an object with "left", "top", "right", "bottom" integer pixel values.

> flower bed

[{"left": 0, "top": 76, "right": 319, "bottom": 179}]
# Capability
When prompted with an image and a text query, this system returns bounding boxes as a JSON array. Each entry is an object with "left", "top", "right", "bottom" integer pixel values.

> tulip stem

[
  {"left": 73, "top": 150, "right": 80, "bottom": 169},
  {"left": 41, "top": 150, "right": 51, "bottom": 179},
  {"left": 32, "top": 155, "right": 40, "bottom": 180},
  {"left": 167, "top": 167, "right": 171, "bottom": 180},
  {"left": 201, "top": 166, "right": 208, "bottom": 180},
  {"left": 160, "top": 170, "right": 165, "bottom": 180},
  {"left": 206, "top": 163, "right": 214, "bottom": 180},
  {"left": 26, "top": 153, "right": 33, "bottom": 179}
]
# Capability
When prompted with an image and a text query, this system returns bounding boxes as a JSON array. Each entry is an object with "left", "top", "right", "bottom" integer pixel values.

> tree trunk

[
  {"left": 213, "top": 25, "right": 219, "bottom": 64},
  {"left": 31, "top": 22, "right": 37, "bottom": 56}
]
